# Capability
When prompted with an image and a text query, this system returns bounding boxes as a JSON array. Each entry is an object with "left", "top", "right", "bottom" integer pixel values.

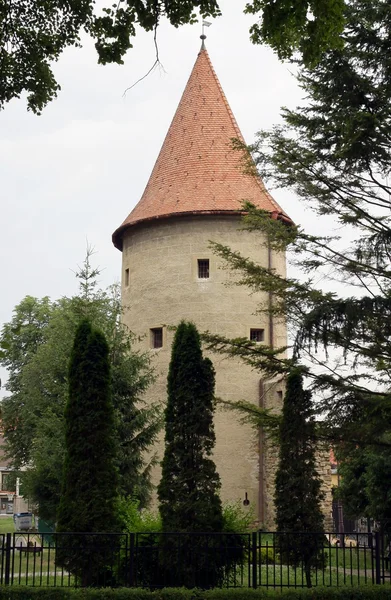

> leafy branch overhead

[{"left": 0, "top": 0, "right": 345, "bottom": 113}]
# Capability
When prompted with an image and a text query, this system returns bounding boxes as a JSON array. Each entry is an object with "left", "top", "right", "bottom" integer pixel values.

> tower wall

[{"left": 121, "top": 214, "right": 287, "bottom": 525}]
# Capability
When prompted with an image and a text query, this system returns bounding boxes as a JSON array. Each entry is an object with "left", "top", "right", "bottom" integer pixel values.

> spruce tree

[
  {"left": 157, "top": 321, "right": 223, "bottom": 587},
  {"left": 56, "top": 319, "right": 120, "bottom": 585},
  {"left": 202, "top": 1, "right": 391, "bottom": 520},
  {"left": 275, "top": 368, "right": 325, "bottom": 588}
]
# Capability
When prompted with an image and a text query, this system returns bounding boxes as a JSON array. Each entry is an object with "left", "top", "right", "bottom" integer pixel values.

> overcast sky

[{"left": 0, "top": 1, "right": 317, "bottom": 392}]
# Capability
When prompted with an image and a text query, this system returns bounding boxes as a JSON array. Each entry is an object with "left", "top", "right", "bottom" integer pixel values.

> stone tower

[{"left": 112, "top": 45, "right": 290, "bottom": 526}]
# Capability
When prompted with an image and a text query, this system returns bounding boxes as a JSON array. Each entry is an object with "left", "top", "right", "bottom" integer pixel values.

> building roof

[{"left": 113, "top": 45, "right": 290, "bottom": 250}]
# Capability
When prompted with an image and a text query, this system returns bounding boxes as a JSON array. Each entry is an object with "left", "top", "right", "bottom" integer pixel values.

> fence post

[
  {"left": 4, "top": 533, "right": 11, "bottom": 586},
  {"left": 375, "top": 531, "right": 381, "bottom": 584},
  {"left": 129, "top": 533, "right": 135, "bottom": 587},
  {"left": 251, "top": 532, "right": 257, "bottom": 589}
]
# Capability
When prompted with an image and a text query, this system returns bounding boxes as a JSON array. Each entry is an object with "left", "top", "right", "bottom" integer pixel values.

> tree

[
  {"left": 275, "top": 369, "right": 325, "bottom": 588},
  {"left": 205, "top": 0, "right": 391, "bottom": 447},
  {"left": 57, "top": 319, "right": 119, "bottom": 530},
  {"left": 157, "top": 320, "right": 223, "bottom": 587},
  {"left": 336, "top": 441, "right": 391, "bottom": 532},
  {"left": 202, "top": 0, "right": 391, "bottom": 529},
  {"left": 0, "top": 0, "right": 344, "bottom": 113},
  {"left": 0, "top": 254, "right": 160, "bottom": 523},
  {"left": 56, "top": 319, "right": 120, "bottom": 586},
  {"left": 158, "top": 320, "right": 222, "bottom": 532}
]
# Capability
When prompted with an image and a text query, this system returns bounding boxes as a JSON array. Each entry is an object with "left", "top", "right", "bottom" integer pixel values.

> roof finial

[{"left": 200, "top": 20, "right": 211, "bottom": 50}]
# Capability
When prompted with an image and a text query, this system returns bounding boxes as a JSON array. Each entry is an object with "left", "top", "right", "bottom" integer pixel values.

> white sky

[{"left": 0, "top": 1, "right": 321, "bottom": 393}]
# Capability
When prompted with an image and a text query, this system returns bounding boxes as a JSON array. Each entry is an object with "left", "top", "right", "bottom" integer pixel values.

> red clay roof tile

[{"left": 113, "top": 47, "right": 289, "bottom": 250}]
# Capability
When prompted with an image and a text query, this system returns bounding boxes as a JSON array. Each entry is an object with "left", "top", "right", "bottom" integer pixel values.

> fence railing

[{"left": 0, "top": 531, "right": 389, "bottom": 589}]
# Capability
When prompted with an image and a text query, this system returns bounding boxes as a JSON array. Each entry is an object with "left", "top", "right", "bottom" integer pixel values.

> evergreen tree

[
  {"left": 275, "top": 369, "right": 325, "bottom": 588},
  {"left": 158, "top": 321, "right": 222, "bottom": 532},
  {"left": 157, "top": 321, "right": 223, "bottom": 587},
  {"left": 336, "top": 440, "right": 391, "bottom": 531},
  {"left": 203, "top": 0, "right": 391, "bottom": 468},
  {"left": 56, "top": 319, "right": 120, "bottom": 585}
]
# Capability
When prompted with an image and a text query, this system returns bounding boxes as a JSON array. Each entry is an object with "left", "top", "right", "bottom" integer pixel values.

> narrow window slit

[
  {"left": 151, "top": 328, "right": 163, "bottom": 349},
  {"left": 250, "top": 329, "right": 264, "bottom": 342},
  {"left": 198, "top": 259, "right": 210, "bottom": 279}
]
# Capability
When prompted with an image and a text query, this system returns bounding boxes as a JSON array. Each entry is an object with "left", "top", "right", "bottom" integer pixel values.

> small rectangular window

[
  {"left": 125, "top": 268, "right": 130, "bottom": 287},
  {"left": 151, "top": 327, "right": 163, "bottom": 349},
  {"left": 198, "top": 259, "right": 210, "bottom": 279},
  {"left": 250, "top": 328, "right": 264, "bottom": 343}
]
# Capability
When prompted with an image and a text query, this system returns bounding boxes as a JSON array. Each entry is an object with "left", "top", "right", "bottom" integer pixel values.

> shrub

[
  {"left": 118, "top": 498, "right": 162, "bottom": 534},
  {"left": 2, "top": 586, "right": 391, "bottom": 600},
  {"left": 222, "top": 502, "right": 255, "bottom": 533},
  {"left": 118, "top": 500, "right": 253, "bottom": 588},
  {"left": 117, "top": 498, "right": 162, "bottom": 587},
  {"left": 257, "top": 547, "right": 279, "bottom": 564}
]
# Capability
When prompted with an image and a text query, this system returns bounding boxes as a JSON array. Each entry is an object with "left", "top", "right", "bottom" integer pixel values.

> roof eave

[{"left": 112, "top": 209, "right": 294, "bottom": 251}]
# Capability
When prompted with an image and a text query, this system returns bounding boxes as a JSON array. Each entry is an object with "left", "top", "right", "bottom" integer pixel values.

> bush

[
  {"left": 119, "top": 499, "right": 252, "bottom": 536},
  {"left": 222, "top": 502, "right": 255, "bottom": 533},
  {"left": 118, "top": 498, "right": 162, "bottom": 534},
  {"left": 117, "top": 498, "right": 162, "bottom": 586},
  {"left": 2, "top": 586, "right": 391, "bottom": 600},
  {"left": 257, "top": 547, "right": 279, "bottom": 564},
  {"left": 118, "top": 487, "right": 253, "bottom": 588}
]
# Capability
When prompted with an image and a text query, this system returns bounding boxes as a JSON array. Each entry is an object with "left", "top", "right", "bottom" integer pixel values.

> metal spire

[{"left": 200, "top": 20, "right": 211, "bottom": 50}]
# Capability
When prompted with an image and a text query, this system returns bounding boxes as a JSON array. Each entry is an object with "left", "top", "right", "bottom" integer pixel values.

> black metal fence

[{"left": 0, "top": 531, "right": 389, "bottom": 589}]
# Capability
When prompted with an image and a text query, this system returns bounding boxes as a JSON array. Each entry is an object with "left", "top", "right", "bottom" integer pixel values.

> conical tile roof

[{"left": 113, "top": 46, "right": 289, "bottom": 250}]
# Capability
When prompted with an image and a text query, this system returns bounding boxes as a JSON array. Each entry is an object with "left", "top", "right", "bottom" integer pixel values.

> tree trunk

[{"left": 305, "top": 562, "right": 312, "bottom": 588}]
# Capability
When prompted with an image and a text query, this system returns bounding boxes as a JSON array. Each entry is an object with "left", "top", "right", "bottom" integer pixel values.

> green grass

[
  {"left": 257, "top": 535, "right": 375, "bottom": 572},
  {"left": 234, "top": 565, "right": 374, "bottom": 588},
  {"left": 327, "top": 546, "right": 374, "bottom": 570},
  {"left": 0, "top": 516, "right": 15, "bottom": 533},
  {"left": 0, "top": 534, "right": 380, "bottom": 590}
]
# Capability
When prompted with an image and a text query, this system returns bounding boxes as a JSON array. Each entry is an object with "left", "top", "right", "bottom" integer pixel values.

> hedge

[{"left": 1, "top": 587, "right": 391, "bottom": 600}]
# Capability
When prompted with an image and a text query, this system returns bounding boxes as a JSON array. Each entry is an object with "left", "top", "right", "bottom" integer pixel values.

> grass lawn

[
  {"left": 258, "top": 534, "right": 374, "bottom": 571},
  {"left": 0, "top": 517, "right": 14, "bottom": 533},
  {"left": 233, "top": 564, "right": 376, "bottom": 589}
]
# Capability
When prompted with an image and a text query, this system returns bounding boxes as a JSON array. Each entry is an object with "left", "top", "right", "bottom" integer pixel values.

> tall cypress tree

[
  {"left": 56, "top": 319, "right": 120, "bottom": 585},
  {"left": 275, "top": 368, "right": 325, "bottom": 588},
  {"left": 157, "top": 321, "right": 223, "bottom": 587}
]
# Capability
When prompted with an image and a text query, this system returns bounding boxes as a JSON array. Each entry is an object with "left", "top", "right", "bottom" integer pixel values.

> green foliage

[
  {"left": 117, "top": 502, "right": 251, "bottom": 589},
  {"left": 158, "top": 321, "right": 224, "bottom": 587},
  {"left": 221, "top": 502, "right": 255, "bottom": 534},
  {"left": 204, "top": 0, "right": 391, "bottom": 522},
  {"left": 336, "top": 441, "right": 391, "bottom": 531},
  {"left": 0, "top": 0, "right": 220, "bottom": 113},
  {"left": 1, "top": 0, "right": 345, "bottom": 113},
  {"left": 251, "top": 0, "right": 391, "bottom": 516},
  {"left": 158, "top": 321, "right": 223, "bottom": 535},
  {"left": 118, "top": 498, "right": 162, "bottom": 534},
  {"left": 275, "top": 370, "right": 325, "bottom": 588},
  {"left": 257, "top": 547, "right": 279, "bottom": 564},
  {"left": 0, "top": 253, "right": 160, "bottom": 524},
  {"left": 56, "top": 319, "right": 120, "bottom": 585},
  {"left": 2, "top": 587, "right": 391, "bottom": 600},
  {"left": 57, "top": 319, "right": 119, "bottom": 532},
  {"left": 118, "top": 498, "right": 253, "bottom": 537},
  {"left": 245, "top": 0, "right": 345, "bottom": 65}
]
